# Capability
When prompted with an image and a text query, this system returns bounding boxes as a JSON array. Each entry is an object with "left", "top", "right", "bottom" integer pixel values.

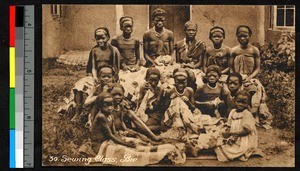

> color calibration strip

[{"left": 9, "top": 5, "right": 34, "bottom": 168}]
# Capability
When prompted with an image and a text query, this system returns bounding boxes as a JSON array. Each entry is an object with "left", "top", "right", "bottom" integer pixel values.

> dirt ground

[{"left": 42, "top": 67, "right": 295, "bottom": 167}]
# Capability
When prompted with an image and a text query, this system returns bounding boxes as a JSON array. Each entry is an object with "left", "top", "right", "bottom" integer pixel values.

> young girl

[
  {"left": 111, "top": 16, "right": 140, "bottom": 72},
  {"left": 195, "top": 65, "right": 226, "bottom": 117},
  {"left": 229, "top": 25, "right": 260, "bottom": 82},
  {"left": 86, "top": 27, "right": 121, "bottom": 80},
  {"left": 203, "top": 26, "right": 231, "bottom": 75},
  {"left": 214, "top": 91, "right": 258, "bottom": 162},
  {"left": 91, "top": 92, "right": 186, "bottom": 166},
  {"left": 160, "top": 68, "right": 202, "bottom": 139},
  {"left": 223, "top": 72, "right": 243, "bottom": 117}
]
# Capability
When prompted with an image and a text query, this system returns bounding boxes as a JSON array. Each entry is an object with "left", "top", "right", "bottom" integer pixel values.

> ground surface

[{"left": 42, "top": 67, "right": 295, "bottom": 167}]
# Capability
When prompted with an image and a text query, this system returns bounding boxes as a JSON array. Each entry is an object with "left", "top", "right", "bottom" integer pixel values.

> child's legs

[
  {"left": 145, "top": 117, "right": 161, "bottom": 133},
  {"left": 72, "top": 89, "right": 84, "bottom": 120}
]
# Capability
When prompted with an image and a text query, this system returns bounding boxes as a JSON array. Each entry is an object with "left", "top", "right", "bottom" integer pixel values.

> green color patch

[{"left": 10, "top": 88, "right": 15, "bottom": 129}]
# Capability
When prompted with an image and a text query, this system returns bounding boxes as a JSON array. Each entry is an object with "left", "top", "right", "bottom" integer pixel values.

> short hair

[
  {"left": 227, "top": 72, "right": 243, "bottom": 85},
  {"left": 108, "top": 83, "right": 125, "bottom": 93},
  {"left": 145, "top": 67, "right": 161, "bottom": 80},
  {"left": 151, "top": 8, "right": 167, "bottom": 20},
  {"left": 94, "top": 27, "right": 110, "bottom": 39},
  {"left": 97, "top": 66, "right": 115, "bottom": 77},
  {"left": 96, "top": 92, "right": 113, "bottom": 108},
  {"left": 236, "top": 25, "right": 252, "bottom": 36},
  {"left": 119, "top": 16, "right": 133, "bottom": 29},
  {"left": 209, "top": 26, "right": 225, "bottom": 39},
  {"left": 235, "top": 90, "right": 251, "bottom": 105}
]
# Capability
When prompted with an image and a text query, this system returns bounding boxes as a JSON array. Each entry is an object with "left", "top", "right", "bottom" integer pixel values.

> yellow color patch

[{"left": 10, "top": 47, "right": 15, "bottom": 88}]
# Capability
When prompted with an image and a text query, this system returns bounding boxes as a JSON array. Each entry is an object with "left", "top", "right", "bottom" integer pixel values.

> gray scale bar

[{"left": 24, "top": 5, "right": 34, "bottom": 168}]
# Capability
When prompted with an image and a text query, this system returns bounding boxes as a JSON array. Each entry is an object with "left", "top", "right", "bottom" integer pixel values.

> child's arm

[
  {"left": 91, "top": 51, "right": 98, "bottom": 81},
  {"left": 137, "top": 86, "right": 146, "bottom": 107},
  {"left": 229, "top": 49, "right": 235, "bottom": 73},
  {"left": 135, "top": 39, "right": 140, "bottom": 66},
  {"left": 96, "top": 114, "right": 135, "bottom": 147},
  {"left": 193, "top": 43, "right": 206, "bottom": 69},
  {"left": 202, "top": 50, "right": 209, "bottom": 73},
  {"left": 221, "top": 48, "right": 231, "bottom": 74},
  {"left": 168, "top": 32, "right": 174, "bottom": 57},
  {"left": 143, "top": 34, "right": 155, "bottom": 66},
  {"left": 247, "top": 46, "right": 261, "bottom": 81}
]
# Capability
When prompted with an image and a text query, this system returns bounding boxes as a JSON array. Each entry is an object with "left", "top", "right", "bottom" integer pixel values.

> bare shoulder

[
  {"left": 223, "top": 45, "right": 232, "bottom": 51},
  {"left": 206, "top": 46, "right": 213, "bottom": 52},
  {"left": 165, "top": 28, "right": 174, "bottom": 35},
  {"left": 111, "top": 35, "right": 119, "bottom": 41},
  {"left": 250, "top": 44, "right": 260, "bottom": 53},
  {"left": 186, "top": 87, "right": 194, "bottom": 94}
]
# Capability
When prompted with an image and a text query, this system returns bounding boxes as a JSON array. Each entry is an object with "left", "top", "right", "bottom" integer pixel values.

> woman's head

[
  {"left": 205, "top": 65, "right": 221, "bottom": 85},
  {"left": 119, "top": 16, "right": 133, "bottom": 35},
  {"left": 184, "top": 21, "right": 197, "bottom": 39}
]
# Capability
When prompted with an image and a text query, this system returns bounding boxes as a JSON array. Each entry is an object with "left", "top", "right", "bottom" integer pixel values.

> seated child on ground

[
  {"left": 159, "top": 68, "right": 202, "bottom": 140},
  {"left": 195, "top": 65, "right": 226, "bottom": 117},
  {"left": 111, "top": 16, "right": 141, "bottom": 72},
  {"left": 214, "top": 91, "right": 258, "bottom": 162},
  {"left": 136, "top": 67, "right": 164, "bottom": 133},
  {"left": 203, "top": 26, "right": 231, "bottom": 75}
]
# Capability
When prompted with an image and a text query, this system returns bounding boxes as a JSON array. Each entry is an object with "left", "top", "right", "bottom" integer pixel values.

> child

[
  {"left": 229, "top": 25, "right": 260, "bottom": 82},
  {"left": 136, "top": 67, "right": 164, "bottom": 132},
  {"left": 84, "top": 66, "right": 116, "bottom": 126},
  {"left": 223, "top": 72, "right": 243, "bottom": 118},
  {"left": 175, "top": 21, "right": 206, "bottom": 70},
  {"left": 203, "top": 26, "right": 231, "bottom": 75},
  {"left": 91, "top": 93, "right": 186, "bottom": 166},
  {"left": 160, "top": 68, "right": 202, "bottom": 139},
  {"left": 195, "top": 65, "right": 226, "bottom": 117},
  {"left": 86, "top": 27, "right": 121, "bottom": 81},
  {"left": 143, "top": 8, "right": 174, "bottom": 67},
  {"left": 214, "top": 91, "right": 258, "bottom": 162},
  {"left": 111, "top": 16, "right": 140, "bottom": 72},
  {"left": 109, "top": 83, "right": 162, "bottom": 142}
]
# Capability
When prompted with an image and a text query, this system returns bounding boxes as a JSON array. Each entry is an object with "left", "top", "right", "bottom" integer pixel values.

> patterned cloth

[{"left": 95, "top": 138, "right": 186, "bottom": 166}]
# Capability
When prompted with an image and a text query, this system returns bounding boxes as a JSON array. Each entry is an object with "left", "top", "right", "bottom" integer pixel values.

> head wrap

[
  {"left": 209, "top": 26, "right": 225, "bottom": 39},
  {"left": 94, "top": 27, "right": 110, "bottom": 38},
  {"left": 152, "top": 8, "right": 167, "bottom": 19},
  {"left": 185, "top": 21, "right": 197, "bottom": 30},
  {"left": 119, "top": 16, "right": 133, "bottom": 28},
  {"left": 146, "top": 67, "right": 161, "bottom": 80},
  {"left": 174, "top": 68, "right": 188, "bottom": 78},
  {"left": 206, "top": 65, "right": 221, "bottom": 76},
  {"left": 236, "top": 25, "right": 252, "bottom": 36}
]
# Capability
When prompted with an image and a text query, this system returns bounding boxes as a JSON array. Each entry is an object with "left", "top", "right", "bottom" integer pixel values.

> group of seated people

[{"left": 59, "top": 8, "right": 271, "bottom": 165}]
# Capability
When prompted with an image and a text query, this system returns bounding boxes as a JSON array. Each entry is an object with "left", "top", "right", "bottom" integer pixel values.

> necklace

[
  {"left": 212, "top": 44, "right": 223, "bottom": 51},
  {"left": 174, "top": 88, "right": 186, "bottom": 96},
  {"left": 207, "top": 83, "right": 217, "bottom": 89},
  {"left": 153, "top": 27, "right": 165, "bottom": 38},
  {"left": 122, "top": 35, "right": 133, "bottom": 41}
]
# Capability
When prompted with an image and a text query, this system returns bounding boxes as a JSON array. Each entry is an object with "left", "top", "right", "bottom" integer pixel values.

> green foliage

[{"left": 255, "top": 32, "right": 295, "bottom": 130}]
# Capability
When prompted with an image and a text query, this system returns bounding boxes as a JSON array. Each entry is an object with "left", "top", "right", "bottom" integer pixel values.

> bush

[{"left": 255, "top": 32, "right": 295, "bottom": 130}]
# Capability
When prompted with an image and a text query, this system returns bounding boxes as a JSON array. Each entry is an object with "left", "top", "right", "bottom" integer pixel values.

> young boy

[
  {"left": 136, "top": 67, "right": 164, "bottom": 132},
  {"left": 203, "top": 26, "right": 231, "bottom": 75},
  {"left": 229, "top": 25, "right": 260, "bottom": 82},
  {"left": 223, "top": 72, "right": 243, "bottom": 118},
  {"left": 111, "top": 16, "right": 140, "bottom": 72},
  {"left": 215, "top": 90, "right": 258, "bottom": 162},
  {"left": 195, "top": 65, "right": 226, "bottom": 117},
  {"left": 143, "top": 8, "right": 174, "bottom": 67}
]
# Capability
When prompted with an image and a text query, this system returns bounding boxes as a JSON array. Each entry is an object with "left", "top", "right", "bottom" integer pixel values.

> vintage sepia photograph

[{"left": 42, "top": 5, "right": 295, "bottom": 166}]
